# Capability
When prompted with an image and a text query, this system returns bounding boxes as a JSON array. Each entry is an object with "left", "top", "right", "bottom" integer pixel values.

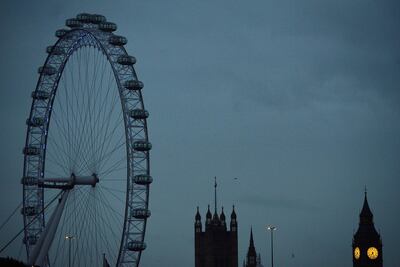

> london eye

[{"left": 21, "top": 13, "right": 151, "bottom": 267}]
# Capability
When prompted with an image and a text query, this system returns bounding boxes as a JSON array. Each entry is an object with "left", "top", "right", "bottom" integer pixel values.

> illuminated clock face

[
  {"left": 367, "top": 247, "right": 379, "bottom": 259},
  {"left": 354, "top": 247, "right": 360, "bottom": 260}
]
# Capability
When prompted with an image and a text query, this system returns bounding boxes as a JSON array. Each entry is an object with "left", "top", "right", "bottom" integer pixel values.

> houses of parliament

[{"left": 194, "top": 181, "right": 383, "bottom": 267}]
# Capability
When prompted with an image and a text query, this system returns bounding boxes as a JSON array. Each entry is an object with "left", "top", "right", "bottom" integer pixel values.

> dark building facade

[
  {"left": 195, "top": 202, "right": 238, "bottom": 267},
  {"left": 352, "top": 192, "right": 383, "bottom": 267}
]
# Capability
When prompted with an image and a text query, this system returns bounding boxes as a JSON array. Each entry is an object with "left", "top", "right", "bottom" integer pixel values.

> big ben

[{"left": 352, "top": 191, "right": 383, "bottom": 267}]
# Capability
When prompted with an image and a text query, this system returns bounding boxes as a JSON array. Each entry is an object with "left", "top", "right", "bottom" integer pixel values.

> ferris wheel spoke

[
  {"left": 99, "top": 185, "right": 126, "bottom": 206},
  {"left": 70, "top": 188, "right": 93, "bottom": 266},
  {"left": 87, "top": 188, "right": 120, "bottom": 267},
  {"left": 51, "top": 99, "right": 73, "bottom": 170},
  {"left": 46, "top": 136, "right": 75, "bottom": 173},
  {"left": 89, "top": 55, "right": 110, "bottom": 168},
  {"left": 94, "top": 105, "right": 123, "bottom": 170},
  {"left": 99, "top": 133, "right": 126, "bottom": 170},
  {"left": 92, "top": 66, "right": 116, "bottom": 145},
  {"left": 97, "top": 133, "right": 125, "bottom": 172},
  {"left": 86, "top": 206, "right": 116, "bottom": 264},
  {"left": 95, "top": 190, "right": 124, "bottom": 246},
  {"left": 80, "top": 191, "right": 115, "bottom": 266},
  {"left": 99, "top": 157, "right": 126, "bottom": 177},
  {"left": 98, "top": 150, "right": 126, "bottom": 177},
  {"left": 99, "top": 185, "right": 125, "bottom": 194},
  {"left": 69, "top": 50, "right": 87, "bottom": 171},
  {"left": 45, "top": 153, "right": 70, "bottom": 175},
  {"left": 46, "top": 114, "right": 75, "bottom": 167},
  {"left": 100, "top": 166, "right": 127, "bottom": 179},
  {"left": 96, "top": 188, "right": 125, "bottom": 219},
  {"left": 95, "top": 96, "right": 123, "bottom": 166},
  {"left": 84, "top": 51, "right": 99, "bottom": 175}
]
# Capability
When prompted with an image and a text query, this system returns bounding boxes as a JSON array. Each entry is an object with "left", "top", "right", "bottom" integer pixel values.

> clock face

[
  {"left": 354, "top": 247, "right": 360, "bottom": 260},
  {"left": 367, "top": 247, "right": 379, "bottom": 260}
]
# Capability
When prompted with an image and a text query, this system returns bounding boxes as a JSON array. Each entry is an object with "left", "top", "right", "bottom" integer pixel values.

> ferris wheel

[{"left": 21, "top": 13, "right": 152, "bottom": 267}]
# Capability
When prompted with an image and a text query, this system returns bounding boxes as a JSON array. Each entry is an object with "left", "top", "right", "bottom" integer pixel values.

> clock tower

[{"left": 352, "top": 191, "right": 382, "bottom": 267}]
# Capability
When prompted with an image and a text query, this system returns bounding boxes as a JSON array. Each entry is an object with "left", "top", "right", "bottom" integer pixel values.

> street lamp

[
  {"left": 65, "top": 235, "right": 75, "bottom": 267},
  {"left": 266, "top": 225, "right": 277, "bottom": 267}
]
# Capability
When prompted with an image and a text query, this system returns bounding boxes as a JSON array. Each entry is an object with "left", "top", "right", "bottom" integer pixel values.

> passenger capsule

[
  {"left": 131, "top": 208, "right": 151, "bottom": 219},
  {"left": 117, "top": 55, "right": 136, "bottom": 65},
  {"left": 133, "top": 141, "right": 152, "bottom": 151},
  {"left": 133, "top": 175, "right": 153, "bottom": 185},
  {"left": 21, "top": 176, "right": 38, "bottom": 186},
  {"left": 127, "top": 241, "right": 146, "bottom": 251},
  {"left": 31, "top": 90, "right": 50, "bottom": 100},
  {"left": 109, "top": 35, "right": 127, "bottom": 46},
  {"left": 65, "top": 18, "right": 83, "bottom": 28},
  {"left": 99, "top": 22, "right": 117, "bottom": 32},
  {"left": 89, "top": 14, "right": 106, "bottom": 24},
  {"left": 46, "top": 45, "right": 64, "bottom": 55},
  {"left": 23, "top": 235, "right": 38, "bottom": 245},
  {"left": 23, "top": 146, "right": 41, "bottom": 156},
  {"left": 124, "top": 80, "right": 144, "bottom": 91},
  {"left": 26, "top": 117, "right": 45, "bottom": 127},
  {"left": 55, "top": 29, "right": 69, "bottom": 38},
  {"left": 129, "top": 109, "right": 149, "bottom": 120},
  {"left": 21, "top": 206, "right": 38, "bottom": 216},
  {"left": 38, "top": 66, "right": 57, "bottom": 76},
  {"left": 76, "top": 13, "right": 92, "bottom": 23}
]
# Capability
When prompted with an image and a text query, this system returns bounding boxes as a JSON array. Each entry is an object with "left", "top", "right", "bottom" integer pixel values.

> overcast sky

[{"left": 0, "top": 0, "right": 399, "bottom": 266}]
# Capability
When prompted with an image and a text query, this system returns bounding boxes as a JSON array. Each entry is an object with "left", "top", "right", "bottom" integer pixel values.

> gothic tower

[
  {"left": 244, "top": 228, "right": 257, "bottom": 267},
  {"left": 194, "top": 178, "right": 238, "bottom": 267},
  {"left": 352, "top": 191, "right": 383, "bottom": 267}
]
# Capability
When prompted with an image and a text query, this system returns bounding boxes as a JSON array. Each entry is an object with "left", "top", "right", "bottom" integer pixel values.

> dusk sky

[{"left": 0, "top": 0, "right": 399, "bottom": 266}]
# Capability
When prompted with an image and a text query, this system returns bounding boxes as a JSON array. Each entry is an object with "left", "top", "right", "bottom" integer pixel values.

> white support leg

[{"left": 28, "top": 190, "right": 70, "bottom": 267}]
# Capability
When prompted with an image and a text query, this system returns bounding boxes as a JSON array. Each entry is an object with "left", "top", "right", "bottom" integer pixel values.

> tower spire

[
  {"left": 246, "top": 227, "right": 257, "bottom": 267},
  {"left": 214, "top": 176, "right": 217, "bottom": 213},
  {"left": 250, "top": 227, "right": 254, "bottom": 247}
]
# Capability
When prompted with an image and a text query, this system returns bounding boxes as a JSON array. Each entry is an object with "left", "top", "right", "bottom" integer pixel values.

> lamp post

[
  {"left": 65, "top": 235, "right": 75, "bottom": 267},
  {"left": 267, "top": 226, "right": 277, "bottom": 267}
]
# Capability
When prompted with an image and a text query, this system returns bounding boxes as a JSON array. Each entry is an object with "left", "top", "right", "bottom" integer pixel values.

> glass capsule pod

[
  {"left": 23, "top": 146, "right": 41, "bottom": 156},
  {"left": 65, "top": 18, "right": 83, "bottom": 28},
  {"left": 133, "top": 141, "right": 152, "bottom": 151},
  {"left": 38, "top": 66, "right": 57, "bottom": 76},
  {"left": 76, "top": 13, "right": 92, "bottom": 23},
  {"left": 124, "top": 80, "right": 144, "bottom": 91},
  {"left": 133, "top": 175, "right": 153, "bottom": 185},
  {"left": 109, "top": 35, "right": 127, "bottom": 46},
  {"left": 129, "top": 109, "right": 149, "bottom": 120},
  {"left": 117, "top": 55, "right": 136, "bottom": 65},
  {"left": 26, "top": 117, "right": 45, "bottom": 127},
  {"left": 131, "top": 208, "right": 151, "bottom": 219},
  {"left": 31, "top": 90, "right": 50, "bottom": 100},
  {"left": 55, "top": 29, "right": 69, "bottom": 38},
  {"left": 127, "top": 241, "right": 146, "bottom": 251},
  {"left": 46, "top": 45, "right": 64, "bottom": 55},
  {"left": 99, "top": 22, "right": 117, "bottom": 32},
  {"left": 89, "top": 14, "right": 106, "bottom": 24}
]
